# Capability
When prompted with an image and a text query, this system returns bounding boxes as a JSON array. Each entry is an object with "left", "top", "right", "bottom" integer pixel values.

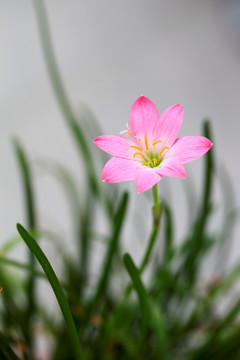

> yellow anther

[
  {"left": 152, "top": 140, "right": 162, "bottom": 146},
  {"left": 142, "top": 161, "right": 150, "bottom": 166},
  {"left": 145, "top": 135, "right": 149, "bottom": 150},
  {"left": 138, "top": 138, "right": 141, "bottom": 142},
  {"left": 126, "top": 131, "right": 130, "bottom": 137},
  {"left": 130, "top": 145, "right": 142, "bottom": 151},
  {"left": 159, "top": 146, "right": 169, "bottom": 156},
  {"left": 134, "top": 152, "right": 144, "bottom": 159},
  {"left": 153, "top": 158, "right": 158, "bottom": 163}
]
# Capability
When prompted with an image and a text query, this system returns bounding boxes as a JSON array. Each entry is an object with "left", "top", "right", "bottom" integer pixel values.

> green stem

[
  {"left": 152, "top": 183, "right": 159, "bottom": 207},
  {"left": 17, "top": 224, "right": 84, "bottom": 360},
  {"left": 121, "top": 185, "right": 162, "bottom": 303},
  {"left": 140, "top": 184, "right": 162, "bottom": 272}
]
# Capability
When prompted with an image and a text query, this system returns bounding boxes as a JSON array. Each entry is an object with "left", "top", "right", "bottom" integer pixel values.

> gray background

[{"left": 1, "top": 1, "right": 240, "bottom": 272}]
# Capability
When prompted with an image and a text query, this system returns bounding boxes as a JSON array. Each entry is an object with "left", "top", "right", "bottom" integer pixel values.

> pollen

[
  {"left": 153, "top": 158, "right": 158, "bottom": 163},
  {"left": 130, "top": 145, "right": 142, "bottom": 151},
  {"left": 152, "top": 140, "right": 162, "bottom": 146},
  {"left": 159, "top": 146, "right": 169, "bottom": 156},
  {"left": 134, "top": 152, "right": 144, "bottom": 159},
  {"left": 142, "top": 161, "right": 151, "bottom": 166},
  {"left": 145, "top": 135, "right": 149, "bottom": 150}
]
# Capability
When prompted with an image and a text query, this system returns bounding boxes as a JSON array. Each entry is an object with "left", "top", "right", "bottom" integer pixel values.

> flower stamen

[
  {"left": 142, "top": 161, "right": 151, "bottom": 166},
  {"left": 134, "top": 152, "right": 144, "bottom": 159},
  {"left": 153, "top": 158, "right": 158, "bottom": 163},
  {"left": 145, "top": 135, "right": 149, "bottom": 150},
  {"left": 159, "top": 146, "right": 169, "bottom": 156},
  {"left": 152, "top": 140, "right": 162, "bottom": 146},
  {"left": 130, "top": 145, "right": 142, "bottom": 151},
  {"left": 126, "top": 123, "right": 130, "bottom": 136}
]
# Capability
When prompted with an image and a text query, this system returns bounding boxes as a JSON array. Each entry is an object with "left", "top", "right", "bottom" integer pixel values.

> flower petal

[
  {"left": 129, "top": 96, "right": 159, "bottom": 139},
  {"left": 102, "top": 157, "right": 137, "bottom": 183},
  {"left": 156, "top": 157, "right": 186, "bottom": 178},
  {"left": 168, "top": 136, "right": 213, "bottom": 164},
  {"left": 154, "top": 104, "right": 184, "bottom": 147},
  {"left": 135, "top": 167, "right": 162, "bottom": 193},
  {"left": 94, "top": 135, "right": 134, "bottom": 159}
]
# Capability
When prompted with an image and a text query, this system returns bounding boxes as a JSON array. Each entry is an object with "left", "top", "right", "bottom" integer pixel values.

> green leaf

[
  {"left": 123, "top": 253, "right": 167, "bottom": 355},
  {"left": 0, "top": 256, "right": 46, "bottom": 279},
  {"left": 32, "top": 0, "right": 99, "bottom": 198},
  {"left": 88, "top": 192, "right": 129, "bottom": 310},
  {"left": 13, "top": 139, "right": 37, "bottom": 352},
  {"left": 162, "top": 201, "right": 174, "bottom": 264},
  {"left": 16, "top": 223, "right": 84, "bottom": 360},
  {"left": 182, "top": 120, "right": 215, "bottom": 283}
]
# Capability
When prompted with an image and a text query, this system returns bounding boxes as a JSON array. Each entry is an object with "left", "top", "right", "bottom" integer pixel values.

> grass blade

[
  {"left": 123, "top": 253, "right": 167, "bottom": 355},
  {"left": 183, "top": 120, "right": 214, "bottom": 283},
  {"left": 0, "top": 257, "right": 46, "bottom": 279},
  {"left": 88, "top": 192, "right": 129, "bottom": 311},
  {"left": 32, "top": 0, "right": 99, "bottom": 197},
  {"left": 13, "top": 139, "right": 36, "bottom": 353},
  {"left": 16, "top": 223, "right": 84, "bottom": 360},
  {"left": 162, "top": 201, "right": 174, "bottom": 265}
]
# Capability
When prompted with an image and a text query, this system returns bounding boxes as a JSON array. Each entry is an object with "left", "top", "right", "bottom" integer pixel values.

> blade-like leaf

[
  {"left": 88, "top": 192, "right": 129, "bottom": 311},
  {"left": 123, "top": 253, "right": 167, "bottom": 355},
  {"left": 16, "top": 223, "right": 84, "bottom": 360},
  {"left": 13, "top": 139, "right": 37, "bottom": 353}
]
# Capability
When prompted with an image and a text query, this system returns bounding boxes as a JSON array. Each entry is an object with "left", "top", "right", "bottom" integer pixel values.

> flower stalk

[{"left": 140, "top": 184, "right": 162, "bottom": 273}]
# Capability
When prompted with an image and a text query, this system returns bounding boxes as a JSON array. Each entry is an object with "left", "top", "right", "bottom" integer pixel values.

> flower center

[{"left": 131, "top": 135, "right": 169, "bottom": 168}]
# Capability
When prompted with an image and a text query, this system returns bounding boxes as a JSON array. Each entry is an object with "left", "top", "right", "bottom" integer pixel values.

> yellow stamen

[
  {"left": 126, "top": 130, "right": 130, "bottom": 137},
  {"left": 142, "top": 161, "right": 151, "bottom": 166},
  {"left": 138, "top": 138, "right": 141, "bottom": 142},
  {"left": 130, "top": 145, "right": 142, "bottom": 151},
  {"left": 145, "top": 135, "right": 149, "bottom": 150},
  {"left": 153, "top": 158, "right": 158, "bottom": 163},
  {"left": 159, "top": 146, "right": 169, "bottom": 156},
  {"left": 152, "top": 140, "right": 162, "bottom": 146},
  {"left": 134, "top": 152, "right": 144, "bottom": 159}
]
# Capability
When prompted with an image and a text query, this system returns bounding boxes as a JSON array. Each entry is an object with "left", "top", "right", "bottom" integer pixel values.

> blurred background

[{"left": 1, "top": 0, "right": 240, "bottom": 271}]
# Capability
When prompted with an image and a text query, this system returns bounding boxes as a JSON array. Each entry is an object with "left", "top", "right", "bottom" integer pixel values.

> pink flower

[{"left": 94, "top": 96, "right": 213, "bottom": 193}]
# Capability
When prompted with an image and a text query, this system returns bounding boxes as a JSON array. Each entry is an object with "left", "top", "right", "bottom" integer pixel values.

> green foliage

[{"left": 1, "top": 1, "right": 240, "bottom": 359}]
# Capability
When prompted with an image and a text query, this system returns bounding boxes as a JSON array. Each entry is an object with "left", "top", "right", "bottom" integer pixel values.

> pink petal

[
  {"left": 156, "top": 157, "right": 186, "bottom": 178},
  {"left": 135, "top": 167, "right": 162, "bottom": 193},
  {"left": 154, "top": 104, "right": 184, "bottom": 147},
  {"left": 168, "top": 136, "right": 213, "bottom": 164},
  {"left": 94, "top": 135, "right": 134, "bottom": 159},
  {"left": 129, "top": 96, "right": 159, "bottom": 139},
  {"left": 102, "top": 157, "right": 137, "bottom": 183}
]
